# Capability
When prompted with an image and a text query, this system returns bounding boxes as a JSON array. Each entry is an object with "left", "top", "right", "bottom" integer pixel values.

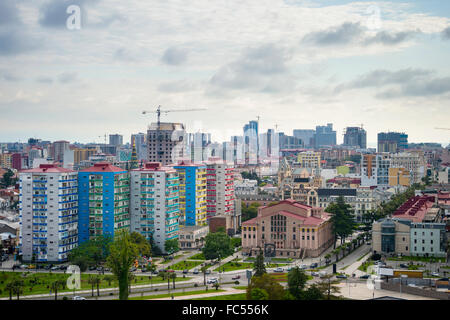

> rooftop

[
  {"left": 80, "top": 162, "right": 125, "bottom": 173},
  {"left": 20, "top": 164, "right": 75, "bottom": 174}
]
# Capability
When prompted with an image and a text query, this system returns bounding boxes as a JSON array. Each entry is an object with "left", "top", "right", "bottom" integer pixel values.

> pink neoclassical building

[{"left": 241, "top": 199, "right": 333, "bottom": 258}]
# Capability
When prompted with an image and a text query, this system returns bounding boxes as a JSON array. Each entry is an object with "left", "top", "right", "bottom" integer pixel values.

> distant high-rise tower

[
  {"left": 109, "top": 134, "right": 123, "bottom": 147},
  {"left": 377, "top": 132, "right": 408, "bottom": 153},
  {"left": 130, "top": 140, "right": 138, "bottom": 169},
  {"left": 147, "top": 122, "right": 186, "bottom": 166},
  {"left": 343, "top": 127, "right": 367, "bottom": 149},
  {"left": 243, "top": 120, "right": 259, "bottom": 165},
  {"left": 293, "top": 129, "right": 315, "bottom": 148},
  {"left": 314, "top": 124, "right": 336, "bottom": 148}
]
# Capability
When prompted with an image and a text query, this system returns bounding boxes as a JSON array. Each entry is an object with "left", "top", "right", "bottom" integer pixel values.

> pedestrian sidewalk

[
  {"left": 155, "top": 287, "right": 246, "bottom": 300},
  {"left": 0, "top": 278, "right": 200, "bottom": 300}
]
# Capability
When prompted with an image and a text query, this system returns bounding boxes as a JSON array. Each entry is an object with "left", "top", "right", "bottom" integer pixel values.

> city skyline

[{"left": 0, "top": 1, "right": 450, "bottom": 146}]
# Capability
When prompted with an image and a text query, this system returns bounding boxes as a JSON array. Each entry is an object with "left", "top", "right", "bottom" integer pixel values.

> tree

[
  {"left": 201, "top": 265, "right": 208, "bottom": 286},
  {"left": 12, "top": 279, "right": 24, "bottom": 300},
  {"left": 0, "top": 169, "right": 16, "bottom": 188},
  {"left": 106, "top": 230, "right": 139, "bottom": 300},
  {"left": 50, "top": 280, "right": 65, "bottom": 300},
  {"left": 5, "top": 281, "right": 15, "bottom": 300},
  {"left": 326, "top": 196, "right": 355, "bottom": 247},
  {"left": 104, "top": 275, "right": 114, "bottom": 287},
  {"left": 170, "top": 272, "right": 177, "bottom": 289},
  {"left": 287, "top": 267, "right": 309, "bottom": 298},
  {"left": 253, "top": 249, "right": 266, "bottom": 277},
  {"left": 241, "top": 203, "right": 261, "bottom": 222},
  {"left": 202, "top": 232, "right": 233, "bottom": 260},
  {"left": 68, "top": 235, "right": 112, "bottom": 271},
  {"left": 164, "top": 239, "right": 179, "bottom": 256},
  {"left": 88, "top": 276, "right": 96, "bottom": 297},
  {"left": 130, "top": 232, "right": 152, "bottom": 257},
  {"left": 150, "top": 236, "right": 163, "bottom": 256},
  {"left": 246, "top": 273, "right": 284, "bottom": 300},
  {"left": 231, "top": 237, "right": 242, "bottom": 248},
  {"left": 250, "top": 288, "right": 269, "bottom": 300},
  {"left": 316, "top": 275, "right": 341, "bottom": 300},
  {"left": 301, "top": 284, "right": 324, "bottom": 300}
]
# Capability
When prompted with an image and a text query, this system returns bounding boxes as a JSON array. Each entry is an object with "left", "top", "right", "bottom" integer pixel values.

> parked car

[
  {"left": 299, "top": 264, "right": 308, "bottom": 269},
  {"left": 73, "top": 296, "right": 86, "bottom": 300},
  {"left": 432, "top": 272, "right": 440, "bottom": 277},
  {"left": 207, "top": 278, "right": 218, "bottom": 284},
  {"left": 310, "top": 263, "right": 318, "bottom": 269},
  {"left": 130, "top": 267, "right": 137, "bottom": 272},
  {"left": 274, "top": 267, "right": 284, "bottom": 272},
  {"left": 359, "top": 274, "right": 370, "bottom": 279},
  {"left": 367, "top": 242, "right": 371, "bottom": 245},
  {"left": 286, "top": 267, "right": 292, "bottom": 272},
  {"left": 182, "top": 269, "right": 188, "bottom": 274},
  {"left": 152, "top": 270, "right": 159, "bottom": 275},
  {"left": 96, "top": 266, "right": 103, "bottom": 272},
  {"left": 60, "top": 265, "right": 68, "bottom": 271},
  {"left": 27, "top": 265, "right": 36, "bottom": 269},
  {"left": 311, "top": 271, "right": 320, "bottom": 277},
  {"left": 193, "top": 269, "right": 199, "bottom": 274},
  {"left": 399, "top": 263, "right": 409, "bottom": 269},
  {"left": 44, "top": 264, "right": 52, "bottom": 270},
  {"left": 51, "top": 266, "right": 60, "bottom": 271},
  {"left": 232, "top": 275, "right": 241, "bottom": 280},
  {"left": 336, "top": 274, "right": 348, "bottom": 279},
  {"left": 141, "top": 267, "right": 148, "bottom": 273},
  {"left": 205, "top": 270, "right": 211, "bottom": 275},
  {"left": 88, "top": 266, "right": 97, "bottom": 271}
]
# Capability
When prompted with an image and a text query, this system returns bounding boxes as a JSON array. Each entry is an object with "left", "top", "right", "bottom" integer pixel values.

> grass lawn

[
  {"left": 0, "top": 271, "right": 191, "bottom": 298},
  {"left": 387, "top": 256, "right": 446, "bottom": 263},
  {"left": 269, "top": 272, "right": 313, "bottom": 282},
  {"left": 190, "top": 293, "right": 246, "bottom": 300},
  {"left": 170, "top": 260, "right": 204, "bottom": 271},
  {"left": 358, "top": 261, "right": 374, "bottom": 273},
  {"left": 214, "top": 262, "right": 287, "bottom": 272},
  {"left": 232, "top": 286, "right": 248, "bottom": 290},
  {"left": 189, "top": 253, "right": 206, "bottom": 260},
  {"left": 129, "top": 289, "right": 225, "bottom": 300}
]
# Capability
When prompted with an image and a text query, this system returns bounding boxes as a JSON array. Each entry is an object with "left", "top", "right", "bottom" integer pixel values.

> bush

[
  {"left": 109, "top": 292, "right": 113, "bottom": 296},
  {"left": 371, "top": 253, "right": 381, "bottom": 261},
  {"left": 234, "top": 281, "right": 239, "bottom": 285},
  {"left": 194, "top": 283, "right": 198, "bottom": 287},
  {"left": 62, "top": 296, "right": 68, "bottom": 300}
]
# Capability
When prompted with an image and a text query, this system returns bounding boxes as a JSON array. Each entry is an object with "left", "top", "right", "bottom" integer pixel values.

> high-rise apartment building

[
  {"left": 19, "top": 164, "right": 78, "bottom": 262},
  {"left": 109, "top": 134, "right": 123, "bottom": 147},
  {"left": 361, "top": 153, "right": 391, "bottom": 188},
  {"left": 147, "top": 122, "right": 186, "bottom": 166},
  {"left": 378, "top": 132, "right": 408, "bottom": 153},
  {"left": 293, "top": 129, "right": 315, "bottom": 148},
  {"left": 243, "top": 120, "right": 259, "bottom": 165},
  {"left": 205, "top": 158, "right": 235, "bottom": 219},
  {"left": 78, "top": 162, "right": 130, "bottom": 243},
  {"left": 343, "top": 127, "right": 367, "bottom": 149},
  {"left": 52, "top": 140, "right": 70, "bottom": 163},
  {"left": 130, "top": 162, "right": 180, "bottom": 253},
  {"left": 131, "top": 133, "right": 147, "bottom": 161},
  {"left": 0, "top": 153, "right": 13, "bottom": 169},
  {"left": 391, "top": 151, "right": 426, "bottom": 184},
  {"left": 297, "top": 151, "right": 321, "bottom": 169},
  {"left": 314, "top": 124, "right": 336, "bottom": 148},
  {"left": 173, "top": 161, "right": 207, "bottom": 226}
]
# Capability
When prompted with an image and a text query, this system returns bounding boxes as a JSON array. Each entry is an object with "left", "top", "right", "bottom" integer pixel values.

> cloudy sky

[{"left": 1, "top": 0, "right": 450, "bottom": 147}]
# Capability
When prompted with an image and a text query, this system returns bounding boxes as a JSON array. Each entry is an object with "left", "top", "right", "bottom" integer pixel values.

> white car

[
  {"left": 431, "top": 272, "right": 440, "bottom": 277},
  {"left": 72, "top": 296, "right": 86, "bottom": 300},
  {"left": 274, "top": 267, "right": 284, "bottom": 272},
  {"left": 299, "top": 264, "right": 308, "bottom": 269},
  {"left": 207, "top": 278, "right": 218, "bottom": 284}
]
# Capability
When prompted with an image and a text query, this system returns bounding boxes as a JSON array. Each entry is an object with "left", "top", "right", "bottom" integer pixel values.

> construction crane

[
  {"left": 142, "top": 105, "right": 207, "bottom": 128},
  {"left": 142, "top": 105, "right": 207, "bottom": 164}
]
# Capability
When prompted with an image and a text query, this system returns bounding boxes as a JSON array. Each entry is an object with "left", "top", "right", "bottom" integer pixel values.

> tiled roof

[
  {"left": 20, "top": 164, "right": 75, "bottom": 173},
  {"left": 80, "top": 162, "right": 125, "bottom": 173}
]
